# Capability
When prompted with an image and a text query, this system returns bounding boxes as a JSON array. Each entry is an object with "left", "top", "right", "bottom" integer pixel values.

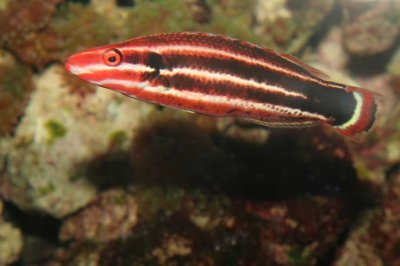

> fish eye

[{"left": 103, "top": 49, "right": 122, "bottom": 66}]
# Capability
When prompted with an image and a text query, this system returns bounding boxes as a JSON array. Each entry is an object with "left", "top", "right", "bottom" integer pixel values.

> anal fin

[{"left": 243, "top": 118, "right": 319, "bottom": 129}]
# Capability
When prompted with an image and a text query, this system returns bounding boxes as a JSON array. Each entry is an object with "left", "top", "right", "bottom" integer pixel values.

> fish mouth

[
  {"left": 64, "top": 60, "right": 73, "bottom": 73},
  {"left": 64, "top": 59, "right": 93, "bottom": 76}
]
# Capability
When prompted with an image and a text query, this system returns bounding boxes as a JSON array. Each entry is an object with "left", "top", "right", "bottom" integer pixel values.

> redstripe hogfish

[{"left": 65, "top": 32, "right": 377, "bottom": 136}]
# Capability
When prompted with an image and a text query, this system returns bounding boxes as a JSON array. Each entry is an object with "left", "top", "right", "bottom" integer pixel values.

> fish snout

[
  {"left": 64, "top": 53, "right": 95, "bottom": 76},
  {"left": 64, "top": 59, "right": 73, "bottom": 73}
]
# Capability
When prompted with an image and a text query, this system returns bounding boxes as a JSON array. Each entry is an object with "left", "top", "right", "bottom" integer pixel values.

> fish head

[{"left": 65, "top": 42, "right": 166, "bottom": 96}]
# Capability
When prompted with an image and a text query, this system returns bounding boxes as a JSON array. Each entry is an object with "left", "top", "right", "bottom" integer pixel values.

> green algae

[
  {"left": 109, "top": 130, "right": 128, "bottom": 149},
  {"left": 38, "top": 183, "right": 55, "bottom": 196},
  {"left": 288, "top": 247, "right": 311, "bottom": 266},
  {"left": 113, "top": 191, "right": 128, "bottom": 206},
  {"left": 45, "top": 119, "right": 67, "bottom": 144}
]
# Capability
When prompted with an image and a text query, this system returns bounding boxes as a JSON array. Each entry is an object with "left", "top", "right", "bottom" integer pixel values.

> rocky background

[{"left": 0, "top": 0, "right": 399, "bottom": 265}]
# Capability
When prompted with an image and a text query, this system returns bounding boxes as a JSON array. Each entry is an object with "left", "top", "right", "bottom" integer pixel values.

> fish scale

[{"left": 65, "top": 32, "right": 377, "bottom": 136}]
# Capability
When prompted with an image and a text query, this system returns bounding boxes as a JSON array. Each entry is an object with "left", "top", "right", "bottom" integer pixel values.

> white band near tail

[{"left": 334, "top": 92, "right": 363, "bottom": 131}]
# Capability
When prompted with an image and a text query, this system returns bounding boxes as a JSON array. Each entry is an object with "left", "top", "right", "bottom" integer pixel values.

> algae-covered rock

[
  {"left": 0, "top": 50, "right": 34, "bottom": 136},
  {"left": 60, "top": 189, "right": 138, "bottom": 242},
  {"left": 11, "top": 2, "right": 117, "bottom": 68},
  {"left": 0, "top": 65, "right": 154, "bottom": 218},
  {"left": 0, "top": 0, "right": 264, "bottom": 68},
  {"left": 52, "top": 188, "right": 353, "bottom": 265},
  {"left": 247, "top": 197, "right": 349, "bottom": 266},
  {"left": 0, "top": 0, "right": 62, "bottom": 47},
  {"left": 45, "top": 115, "right": 361, "bottom": 265}
]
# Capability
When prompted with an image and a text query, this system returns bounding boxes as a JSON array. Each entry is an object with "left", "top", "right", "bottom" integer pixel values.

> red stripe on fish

[{"left": 65, "top": 32, "right": 377, "bottom": 136}]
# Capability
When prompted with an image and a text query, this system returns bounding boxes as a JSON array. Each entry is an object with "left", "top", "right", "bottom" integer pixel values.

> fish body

[{"left": 65, "top": 32, "right": 377, "bottom": 135}]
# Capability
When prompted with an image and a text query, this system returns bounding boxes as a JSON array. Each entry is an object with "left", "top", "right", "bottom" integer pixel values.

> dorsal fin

[{"left": 265, "top": 49, "right": 329, "bottom": 80}]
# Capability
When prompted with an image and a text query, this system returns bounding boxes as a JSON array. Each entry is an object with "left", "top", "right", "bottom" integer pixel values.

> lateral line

[{"left": 119, "top": 45, "right": 343, "bottom": 89}]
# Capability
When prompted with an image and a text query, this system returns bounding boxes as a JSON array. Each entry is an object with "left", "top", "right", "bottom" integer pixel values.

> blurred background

[{"left": 0, "top": 0, "right": 399, "bottom": 265}]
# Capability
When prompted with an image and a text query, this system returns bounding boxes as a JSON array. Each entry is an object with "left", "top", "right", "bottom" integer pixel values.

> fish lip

[
  {"left": 64, "top": 59, "right": 93, "bottom": 75},
  {"left": 64, "top": 60, "right": 72, "bottom": 72}
]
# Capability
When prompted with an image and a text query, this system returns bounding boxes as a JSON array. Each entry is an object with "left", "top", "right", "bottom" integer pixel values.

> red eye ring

[{"left": 103, "top": 49, "right": 122, "bottom": 66}]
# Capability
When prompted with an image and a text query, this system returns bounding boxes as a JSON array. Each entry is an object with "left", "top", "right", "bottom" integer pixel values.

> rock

[
  {"left": 254, "top": 0, "right": 335, "bottom": 53},
  {"left": 313, "top": 27, "right": 349, "bottom": 71},
  {"left": 388, "top": 47, "right": 400, "bottom": 96},
  {"left": 341, "top": 0, "right": 400, "bottom": 56},
  {"left": 0, "top": 222, "right": 23, "bottom": 265},
  {"left": 334, "top": 170, "right": 400, "bottom": 265},
  {"left": 388, "top": 47, "right": 400, "bottom": 78},
  {"left": 60, "top": 189, "right": 139, "bottom": 242},
  {"left": 0, "top": 198, "right": 23, "bottom": 265}
]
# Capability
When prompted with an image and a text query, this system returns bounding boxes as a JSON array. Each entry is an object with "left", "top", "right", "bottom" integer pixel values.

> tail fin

[{"left": 334, "top": 86, "right": 378, "bottom": 136}]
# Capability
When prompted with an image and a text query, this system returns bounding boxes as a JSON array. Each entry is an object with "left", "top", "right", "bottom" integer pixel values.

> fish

[{"left": 64, "top": 32, "right": 377, "bottom": 136}]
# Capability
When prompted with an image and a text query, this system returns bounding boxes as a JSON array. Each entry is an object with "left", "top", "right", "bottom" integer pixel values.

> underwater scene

[{"left": 0, "top": 0, "right": 400, "bottom": 265}]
